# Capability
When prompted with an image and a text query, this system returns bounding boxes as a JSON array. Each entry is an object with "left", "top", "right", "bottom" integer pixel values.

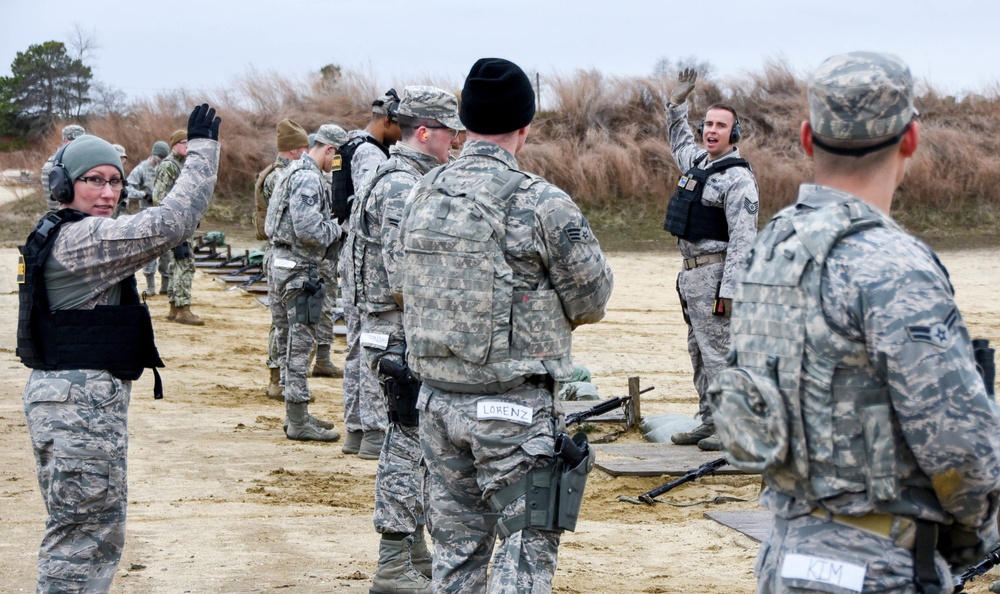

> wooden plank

[
  {"left": 704, "top": 510, "right": 771, "bottom": 543},
  {"left": 594, "top": 442, "right": 754, "bottom": 477}
]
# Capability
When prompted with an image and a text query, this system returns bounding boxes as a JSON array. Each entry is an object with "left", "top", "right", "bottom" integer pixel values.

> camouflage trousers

[
  {"left": 360, "top": 313, "right": 421, "bottom": 534},
  {"left": 677, "top": 261, "right": 730, "bottom": 424},
  {"left": 269, "top": 263, "right": 320, "bottom": 404},
  {"left": 419, "top": 382, "right": 562, "bottom": 593},
  {"left": 316, "top": 254, "right": 339, "bottom": 346},
  {"left": 23, "top": 369, "right": 131, "bottom": 594},
  {"left": 169, "top": 249, "right": 195, "bottom": 308},
  {"left": 150, "top": 249, "right": 174, "bottom": 292},
  {"left": 264, "top": 247, "right": 278, "bottom": 369},
  {"left": 756, "top": 512, "right": 952, "bottom": 593},
  {"left": 342, "top": 302, "right": 385, "bottom": 433}
]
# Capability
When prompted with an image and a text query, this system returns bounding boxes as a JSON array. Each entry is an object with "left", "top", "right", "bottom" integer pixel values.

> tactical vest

[
  {"left": 264, "top": 157, "right": 320, "bottom": 245},
  {"left": 331, "top": 135, "right": 389, "bottom": 224},
  {"left": 402, "top": 167, "right": 574, "bottom": 389},
  {"left": 663, "top": 156, "right": 750, "bottom": 242},
  {"left": 709, "top": 199, "right": 927, "bottom": 505},
  {"left": 352, "top": 159, "right": 412, "bottom": 311},
  {"left": 253, "top": 160, "right": 281, "bottom": 241},
  {"left": 17, "top": 210, "right": 165, "bottom": 396}
]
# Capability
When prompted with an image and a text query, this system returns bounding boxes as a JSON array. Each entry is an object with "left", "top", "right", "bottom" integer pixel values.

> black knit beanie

[{"left": 459, "top": 58, "right": 535, "bottom": 134}]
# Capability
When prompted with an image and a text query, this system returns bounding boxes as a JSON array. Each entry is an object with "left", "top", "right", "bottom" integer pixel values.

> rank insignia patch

[{"left": 907, "top": 307, "right": 959, "bottom": 348}]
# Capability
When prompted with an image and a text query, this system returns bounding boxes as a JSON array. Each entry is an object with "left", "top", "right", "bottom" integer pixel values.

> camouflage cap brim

[{"left": 398, "top": 85, "right": 463, "bottom": 131}]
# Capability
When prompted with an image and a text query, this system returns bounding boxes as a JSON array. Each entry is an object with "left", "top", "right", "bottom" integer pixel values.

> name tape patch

[
  {"left": 360, "top": 332, "right": 390, "bottom": 350},
  {"left": 273, "top": 257, "right": 297, "bottom": 269},
  {"left": 476, "top": 401, "right": 532, "bottom": 426},
  {"left": 780, "top": 553, "right": 866, "bottom": 593}
]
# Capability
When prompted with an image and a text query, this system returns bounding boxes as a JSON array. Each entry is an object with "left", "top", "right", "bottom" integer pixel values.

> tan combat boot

[
  {"left": 266, "top": 368, "right": 284, "bottom": 401},
  {"left": 166, "top": 303, "right": 178, "bottom": 321},
  {"left": 285, "top": 401, "right": 340, "bottom": 442},
  {"left": 174, "top": 305, "right": 205, "bottom": 326},
  {"left": 311, "top": 344, "right": 344, "bottom": 378},
  {"left": 370, "top": 535, "right": 432, "bottom": 594}
]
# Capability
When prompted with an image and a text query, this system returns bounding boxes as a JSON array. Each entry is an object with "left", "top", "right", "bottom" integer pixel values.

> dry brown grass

[{"left": 3, "top": 60, "right": 1000, "bottom": 247}]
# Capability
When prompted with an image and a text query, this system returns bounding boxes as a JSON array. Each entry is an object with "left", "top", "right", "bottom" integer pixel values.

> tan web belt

[
  {"left": 682, "top": 251, "right": 726, "bottom": 270},
  {"left": 810, "top": 509, "right": 915, "bottom": 549}
]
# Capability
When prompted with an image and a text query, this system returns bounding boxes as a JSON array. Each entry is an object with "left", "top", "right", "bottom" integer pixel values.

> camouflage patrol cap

[
  {"left": 808, "top": 51, "right": 918, "bottom": 149},
  {"left": 112, "top": 144, "right": 128, "bottom": 159},
  {"left": 62, "top": 125, "right": 85, "bottom": 141},
  {"left": 371, "top": 88, "right": 401, "bottom": 118},
  {"left": 314, "top": 124, "right": 349, "bottom": 149},
  {"left": 397, "top": 85, "right": 464, "bottom": 131}
]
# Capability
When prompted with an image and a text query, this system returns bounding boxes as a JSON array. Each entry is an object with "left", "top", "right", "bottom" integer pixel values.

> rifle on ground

[
  {"left": 210, "top": 253, "right": 245, "bottom": 269},
  {"left": 227, "top": 269, "right": 266, "bottom": 291},
  {"left": 953, "top": 542, "right": 1000, "bottom": 592},
  {"left": 565, "top": 386, "right": 653, "bottom": 427},
  {"left": 619, "top": 457, "right": 729, "bottom": 505}
]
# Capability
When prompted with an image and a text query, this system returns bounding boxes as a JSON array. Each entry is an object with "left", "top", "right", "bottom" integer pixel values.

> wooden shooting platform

[
  {"left": 703, "top": 510, "right": 772, "bottom": 543},
  {"left": 594, "top": 443, "right": 757, "bottom": 477}
]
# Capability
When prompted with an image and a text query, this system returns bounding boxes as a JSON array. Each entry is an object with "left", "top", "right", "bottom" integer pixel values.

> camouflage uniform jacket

[
  {"left": 266, "top": 153, "right": 341, "bottom": 267},
  {"left": 667, "top": 102, "right": 758, "bottom": 299},
  {"left": 253, "top": 155, "right": 291, "bottom": 240},
  {"left": 126, "top": 157, "right": 158, "bottom": 207},
  {"left": 398, "top": 140, "right": 614, "bottom": 387},
  {"left": 44, "top": 139, "right": 220, "bottom": 310},
  {"left": 152, "top": 152, "right": 185, "bottom": 203},
  {"left": 352, "top": 142, "right": 438, "bottom": 314},
  {"left": 744, "top": 184, "right": 1000, "bottom": 557}
]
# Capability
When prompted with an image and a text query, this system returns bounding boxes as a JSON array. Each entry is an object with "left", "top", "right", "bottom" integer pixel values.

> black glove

[{"left": 187, "top": 103, "right": 221, "bottom": 141}]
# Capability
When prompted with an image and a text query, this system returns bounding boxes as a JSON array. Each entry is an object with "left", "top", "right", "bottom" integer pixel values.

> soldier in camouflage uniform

[
  {"left": 354, "top": 86, "right": 463, "bottom": 594},
  {"left": 338, "top": 90, "right": 402, "bottom": 457},
  {"left": 19, "top": 105, "right": 220, "bottom": 594},
  {"left": 398, "top": 59, "right": 614, "bottom": 593},
  {"left": 125, "top": 141, "right": 171, "bottom": 294},
  {"left": 708, "top": 52, "right": 1000, "bottom": 594},
  {"left": 256, "top": 119, "right": 312, "bottom": 401},
  {"left": 40, "top": 124, "right": 86, "bottom": 211},
  {"left": 154, "top": 129, "right": 205, "bottom": 326},
  {"left": 661, "top": 68, "right": 759, "bottom": 451},
  {"left": 264, "top": 124, "right": 349, "bottom": 442}
]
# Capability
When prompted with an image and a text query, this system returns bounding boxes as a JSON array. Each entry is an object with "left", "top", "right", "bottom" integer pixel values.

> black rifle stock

[
  {"left": 954, "top": 542, "right": 1000, "bottom": 592},
  {"left": 565, "top": 386, "right": 653, "bottom": 427},
  {"left": 619, "top": 457, "right": 728, "bottom": 505}
]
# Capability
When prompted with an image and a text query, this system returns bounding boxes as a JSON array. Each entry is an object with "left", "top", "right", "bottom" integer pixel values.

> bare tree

[
  {"left": 652, "top": 56, "right": 715, "bottom": 80},
  {"left": 66, "top": 25, "right": 100, "bottom": 118}
]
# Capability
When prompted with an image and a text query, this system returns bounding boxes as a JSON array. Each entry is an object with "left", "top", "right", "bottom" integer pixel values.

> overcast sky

[{"left": 1, "top": 0, "right": 996, "bottom": 101}]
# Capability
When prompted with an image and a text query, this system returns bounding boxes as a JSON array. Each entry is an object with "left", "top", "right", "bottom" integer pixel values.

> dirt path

[{"left": 1, "top": 246, "right": 999, "bottom": 593}]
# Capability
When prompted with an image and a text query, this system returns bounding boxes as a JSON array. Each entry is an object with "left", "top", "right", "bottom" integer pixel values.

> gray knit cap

[{"left": 60, "top": 135, "right": 125, "bottom": 181}]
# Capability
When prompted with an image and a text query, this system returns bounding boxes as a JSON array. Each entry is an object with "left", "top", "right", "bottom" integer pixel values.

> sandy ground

[{"left": 1, "top": 245, "right": 999, "bottom": 593}]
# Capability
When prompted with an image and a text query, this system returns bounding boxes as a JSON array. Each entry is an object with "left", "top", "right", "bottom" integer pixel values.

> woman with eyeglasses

[{"left": 16, "top": 105, "right": 220, "bottom": 594}]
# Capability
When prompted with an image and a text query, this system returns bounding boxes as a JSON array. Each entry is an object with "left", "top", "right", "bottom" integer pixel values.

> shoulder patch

[
  {"left": 565, "top": 223, "right": 593, "bottom": 243},
  {"left": 300, "top": 193, "right": 318, "bottom": 207},
  {"left": 744, "top": 197, "right": 759, "bottom": 214},
  {"left": 906, "top": 307, "right": 959, "bottom": 348}
]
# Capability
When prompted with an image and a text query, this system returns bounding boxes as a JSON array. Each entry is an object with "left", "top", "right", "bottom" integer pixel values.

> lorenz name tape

[{"left": 476, "top": 401, "right": 532, "bottom": 425}]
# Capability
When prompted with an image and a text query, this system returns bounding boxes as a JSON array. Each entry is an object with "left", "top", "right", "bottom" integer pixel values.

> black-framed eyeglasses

[
  {"left": 425, "top": 125, "right": 459, "bottom": 138},
  {"left": 78, "top": 176, "right": 125, "bottom": 190}
]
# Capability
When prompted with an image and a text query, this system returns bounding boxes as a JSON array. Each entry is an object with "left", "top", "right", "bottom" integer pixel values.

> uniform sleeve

[
  {"left": 288, "top": 171, "right": 341, "bottom": 247},
  {"left": 839, "top": 237, "right": 1000, "bottom": 552},
  {"left": 536, "top": 186, "right": 614, "bottom": 326},
  {"left": 152, "top": 159, "right": 180, "bottom": 203},
  {"left": 52, "top": 138, "right": 221, "bottom": 293},
  {"left": 720, "top": 169, "right": 759, "bottom": 298},
  {"left": 352, "top": 144, "right": 388, "bottom": 193},
  {"left": 667, "top": 102, "right": 707, "bottom": 173}
]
